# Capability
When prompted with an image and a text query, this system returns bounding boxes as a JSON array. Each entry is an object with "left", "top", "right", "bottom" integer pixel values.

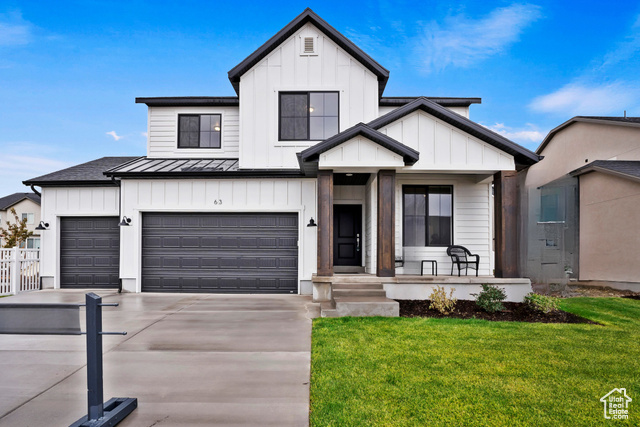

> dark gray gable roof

[
  {"left": 136, "top": 97, "right": 239, "bottom": 107},
  {"left": 105, "top": 157, "right": 304, "bottom": 179},
  {"left": 0, "top": 192, "right": 41, "bottom": 211},
  {"left": 537, "top": 116, "right": 640, "bottom": 154},
  {"left": 227, "top": 8, "right": 389, "bottom": 97},
  {"left": 570, "top": 160, "right": 640, "bottom": 182},
  {"left": 23, "top": 157, "right": 140, "bottom": 187},
  {"left": 367, "top": 97, "right": 540, "bottom": 167},
  {"left": 380, "top": 97, "right": 481, "bottom": 108},
  {"left": 298, "top": 122, "right": 419, "bottom": 165}
]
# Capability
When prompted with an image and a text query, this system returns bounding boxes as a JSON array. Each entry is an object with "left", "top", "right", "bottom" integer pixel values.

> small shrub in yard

[
  {"left": 473, "top": 284, "right": 507, "bottom": 313},
  {"left": 524, "top": 293, "right": 561, "bottom": 313},
  {"left": 428, "top": 286, "right": 457, "bottom": 314}
]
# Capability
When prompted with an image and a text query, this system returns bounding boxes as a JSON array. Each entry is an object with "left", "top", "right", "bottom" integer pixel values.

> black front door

[{"left": 333, "top": 204, "right": 362, "bottom": 266}]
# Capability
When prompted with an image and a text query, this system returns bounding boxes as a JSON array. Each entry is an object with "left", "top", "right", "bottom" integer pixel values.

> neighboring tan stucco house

[
  {"left": 520, "top": 116, "right": 640, "bottom": 291},
  {"left": 0, "top": 192, "right": 41, "bottom": 249},
  {"left": 24, "top": 9, "right": 538, "bottom": 311}
]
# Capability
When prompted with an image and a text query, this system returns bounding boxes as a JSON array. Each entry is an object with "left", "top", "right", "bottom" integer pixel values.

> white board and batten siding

[
  {"left": 119, "top": 179, "right": 318, "bottom": 292},
  {"left": 147, "top": 106, "right": 240, "bottom": 159},
  {"left": 39, "top": 187, "right": 119, "bottom": 288},
  {"left": 319, "top": 136, "right": 405, "bottom": 169},
  {"left": 395, "top": 174, "right": 493, "bottom": 276},
  {"left": 239, "top": 23, "right": 380, "bottom": 170},
  {"left": 378, "top": 110, "right": 515, "bottom": 172}
]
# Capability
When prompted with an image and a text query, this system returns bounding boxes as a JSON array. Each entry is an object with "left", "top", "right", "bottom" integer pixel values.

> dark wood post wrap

[
  {"left": 317, "top": 170, "right": 334, "bottom": 277},
  {"left": 494, "top": 171, "right": 518, "bottom": 278},
  {"left": 377, "top": 170, "right": 396, "bottom": 277}
]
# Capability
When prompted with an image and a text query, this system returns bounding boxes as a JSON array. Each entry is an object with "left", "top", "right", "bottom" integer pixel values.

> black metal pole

[{"left": 86, "top": 292, "right": 104, "bottom": 421}]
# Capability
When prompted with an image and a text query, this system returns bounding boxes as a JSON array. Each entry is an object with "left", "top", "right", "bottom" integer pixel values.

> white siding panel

[
  {"left": 148, "top": 106, "right": 240, "bottom": 159},
  {"left": 395, "top": 174, "right": 492, "bottom": 276},
  {"left": 376, "top": 111, "right": 515, "bottom": 172},
  {"left": 319, "top": 136, "right": 404, "bottom": 168},
  {"left": 119, "top": 178, "right": 318, "bottom": 291},
  {"left": 239, "top": 23, "right": 379, "bottom": 169},
  {"left": 40, "top": 187, "right": 120, "bottom": 288}
]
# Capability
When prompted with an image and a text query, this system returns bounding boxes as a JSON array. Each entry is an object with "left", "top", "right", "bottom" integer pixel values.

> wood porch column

[
  {"left": 377, "top": 170, "right": 395, "bottom": 277},
  {"left": 494, "top": 171, "right": 518, "bottom": 278},
  {"left": 317, "top": 170, "right": 333, "bottom": 276}
]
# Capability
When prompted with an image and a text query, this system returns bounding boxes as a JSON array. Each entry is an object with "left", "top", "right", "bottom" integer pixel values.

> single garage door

[
  {"left": 141, "top": 213, "right": 298, "bottom": 293},
  {"left": 60, "top": 217, "right": 120, "bottom": 289}
]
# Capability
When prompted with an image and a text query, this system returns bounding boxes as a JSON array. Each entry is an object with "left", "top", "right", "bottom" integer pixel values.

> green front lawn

[{"left": 310, "top": 298, "right": 640, "bottom": 426}]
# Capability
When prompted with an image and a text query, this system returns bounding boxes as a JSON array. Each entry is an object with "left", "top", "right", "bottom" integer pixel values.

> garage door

[
  {"left": 60, "top": 217, "right": 120, "bottom": 289},
  {"left": 141, "top": 213, "right": 298, "bottom": 293}
]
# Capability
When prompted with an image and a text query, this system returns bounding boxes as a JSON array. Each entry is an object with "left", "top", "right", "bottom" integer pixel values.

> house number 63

[{"left": 213, "top": 199, "right": 223, "bottom": 205}]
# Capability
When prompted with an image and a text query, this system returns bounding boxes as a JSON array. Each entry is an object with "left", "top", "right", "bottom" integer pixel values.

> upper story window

[
  {"left": 21, "top": 213, "right": 34, "bottom": 225},
  {"left": 178, "top": 114, "right": 221, "bottom": 149},
  {"left": 403, "top": 186, "right": 453, "bottom": 247},
  {"left": 279, "top": 92, "right": 339, "bottom": 141}
]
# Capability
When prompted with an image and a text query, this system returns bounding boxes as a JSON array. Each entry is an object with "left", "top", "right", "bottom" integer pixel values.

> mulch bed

[
  {"left": 623, "top": 295, "right": 640, "bottom": 300},
  {"left": 397, "top": 299, "right": 599, "bottom": 324}
]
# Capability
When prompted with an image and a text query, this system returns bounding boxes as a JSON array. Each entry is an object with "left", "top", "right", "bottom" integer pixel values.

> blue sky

[{"left": 1, "top": 1, "right": 639, "bottom": 195}]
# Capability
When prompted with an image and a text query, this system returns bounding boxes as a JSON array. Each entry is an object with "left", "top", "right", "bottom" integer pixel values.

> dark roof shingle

[
  {"left": 0, "top": 192, "right": 41, "bottom": 211},
  {"left": 570, "top": 160, "right": 640, "bottom": 181},
  {"left": 23, "top": 157, "right": 140, "bottom": 186}
]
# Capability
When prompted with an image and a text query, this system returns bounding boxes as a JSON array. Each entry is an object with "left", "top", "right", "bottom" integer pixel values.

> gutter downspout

[{"left": 30, "top": 185, "right": 41, "bottom": 197}]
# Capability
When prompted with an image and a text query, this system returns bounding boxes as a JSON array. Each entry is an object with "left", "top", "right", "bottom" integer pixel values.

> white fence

[{"left": 0, "top": 248, "right": 40, "bottom": 296}]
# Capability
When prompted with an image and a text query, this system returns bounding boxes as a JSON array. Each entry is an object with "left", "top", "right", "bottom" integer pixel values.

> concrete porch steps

[{"left": 319, "top": 280, "right": 399, "bottom": 318}]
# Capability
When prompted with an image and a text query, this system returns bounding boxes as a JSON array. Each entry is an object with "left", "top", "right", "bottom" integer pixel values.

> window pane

[
  {"left": 281, "top": 94, "right": 308, "bottom": 117},
  {"left": 200, "top": 132, "right": 212, "bottom": 148},
  {"left": 323, "top": 116, "right": 339, "bottom": 138},
  {"left": 200, "top": 115, "right": 210, "bottom": 132},
  {"left": 310, "top": 93, "right": 324, "bottom": 116},
  {"left": 309, "top": 117, "right": 324, "bottom": 140},
  {"left": 427, "top": 187, "right": 452, "bottom": 246},
  {"left": 210, "top": 131, "right": 221, "bottom": 148},
  {"left": 324, "top": 92, "right": 339, "bottom": 116},
  {"left": 293, "top": 117, "right": 307, "bottom": 140}
]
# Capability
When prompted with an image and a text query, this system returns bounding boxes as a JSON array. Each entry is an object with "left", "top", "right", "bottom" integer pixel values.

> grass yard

[{"left": 310, "top": 298, "right": 640, "bottom": 426}]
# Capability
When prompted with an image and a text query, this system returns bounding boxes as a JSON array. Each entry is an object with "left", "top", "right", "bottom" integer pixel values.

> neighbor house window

[
  {"left": 178, "top": 114, "right": 221, "bottom": 148},
  {"left": 540, "top": 187, "right": 565, "bottom": 222},
  {"left": 279, "top": 92, "right": 339, "bottom": 140},
  {"left": 21, "top": 213, "right": 34, "bottom": 225},
  {"left": 403, "top": 186, "right": 453, "bottom": 247}
]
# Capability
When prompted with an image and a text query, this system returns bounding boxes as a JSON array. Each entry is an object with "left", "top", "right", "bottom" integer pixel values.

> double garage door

[
  {"left": 141, "top": 213, "right": 298, "bottom": 293},
  {"left": 60, "top": 213, "right": 298, "bottom": 293}
]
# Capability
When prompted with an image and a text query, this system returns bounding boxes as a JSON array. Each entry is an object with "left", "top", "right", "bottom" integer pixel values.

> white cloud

[
  {"left": 0, "top": 11, "right": 32, "bottom": 47},
  {"left": 417, "top": 3, "right": 542, "bottom": 73},
  {"left": 483, "top": 122, "right": 546, "bottom": 146},
  {"left": 140, "top": 132, "right": 148, "bottom": 138},
  {"left": 529, "top": 83, "right": 639, "bottom": 116},
  {"left": 531, "top": 14, "right": 640, "bottom": 117},
  {"left": 106, "top": 131, "right": 123, "bottom": 141}
]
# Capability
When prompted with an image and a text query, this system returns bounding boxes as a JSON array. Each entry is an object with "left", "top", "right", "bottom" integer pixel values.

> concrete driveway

[{"left": 0, "top": 290, "right": 319, "bottom": 426}]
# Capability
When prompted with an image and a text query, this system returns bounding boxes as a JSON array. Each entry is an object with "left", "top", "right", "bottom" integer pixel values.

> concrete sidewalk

[{"left": 0, "top": 290, "right": 318, "bottom": 426}]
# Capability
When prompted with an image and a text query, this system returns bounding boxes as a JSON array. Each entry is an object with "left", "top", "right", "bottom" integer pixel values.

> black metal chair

[{"left": 447, "top": 245, "right": 480, "bottom": 277}]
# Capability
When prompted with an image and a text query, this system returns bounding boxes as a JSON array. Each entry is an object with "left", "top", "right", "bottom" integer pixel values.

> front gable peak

[{"left": 227, "top": 8, "right": 389, "bottom": 96}]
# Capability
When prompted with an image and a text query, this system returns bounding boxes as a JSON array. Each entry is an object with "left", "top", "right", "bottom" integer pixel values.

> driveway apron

[{"left": 0, "top": 290, "right": 317, "bottom": 426}]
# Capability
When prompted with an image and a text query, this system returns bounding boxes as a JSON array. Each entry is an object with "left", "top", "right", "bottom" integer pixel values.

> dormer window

[
  {"left": 279, "top": 92, "right": 339, "bottom": 141},
  {"left": 178, "top": 114, "right": 221, "bottom": 148}
]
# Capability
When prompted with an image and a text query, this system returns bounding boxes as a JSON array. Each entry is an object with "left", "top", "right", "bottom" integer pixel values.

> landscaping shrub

[
  {"left": 428, "top": 286, "right": 457, "bottom": 314},
  {"left": 524, "top": 292, "right": 561, "bottom": 313},
  {"left": 473, "top": 284, "right": 507, "bottom": 313}
]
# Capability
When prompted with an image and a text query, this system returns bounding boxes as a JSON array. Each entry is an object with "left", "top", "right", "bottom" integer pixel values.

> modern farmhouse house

[{"left": 24, "top": 9, "right": 538, "bottom": 313}]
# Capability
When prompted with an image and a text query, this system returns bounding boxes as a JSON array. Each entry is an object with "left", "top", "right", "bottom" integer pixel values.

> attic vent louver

[{"left": 303, "top": 37, "right": 315, "bottom": 54}]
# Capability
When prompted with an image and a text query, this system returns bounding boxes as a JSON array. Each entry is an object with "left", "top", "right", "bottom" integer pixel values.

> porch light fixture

[
  {"left": 119, "top": 216, "right": 132, "bottom": 227},
  {"left": 35, "top": 221, "right": 49, "bottom": 230},
  {"left": 214, "top": 125, "right": 221, "bottom": 132},
  {"left": 307, "top": 217, "right": 317, "bottom": 227}
]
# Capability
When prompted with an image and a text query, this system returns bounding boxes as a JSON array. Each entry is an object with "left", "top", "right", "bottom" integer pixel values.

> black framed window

[
  {"left": 403, "top": 185, "right": 452, "bottom": 247},
  {"left": 178, "top": 114, "right": 221, "bottom": 148},
  {"left": 279, "top": 92, "right": 339, "bottom": 140}
]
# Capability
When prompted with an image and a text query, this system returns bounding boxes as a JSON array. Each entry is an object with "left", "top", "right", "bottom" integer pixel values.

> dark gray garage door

[
  {"left": 60, "top": 217, "right": 120, "bottom": 289},
  {"left": 142, "top": 213, "right": 298, "bottom": 293}
]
